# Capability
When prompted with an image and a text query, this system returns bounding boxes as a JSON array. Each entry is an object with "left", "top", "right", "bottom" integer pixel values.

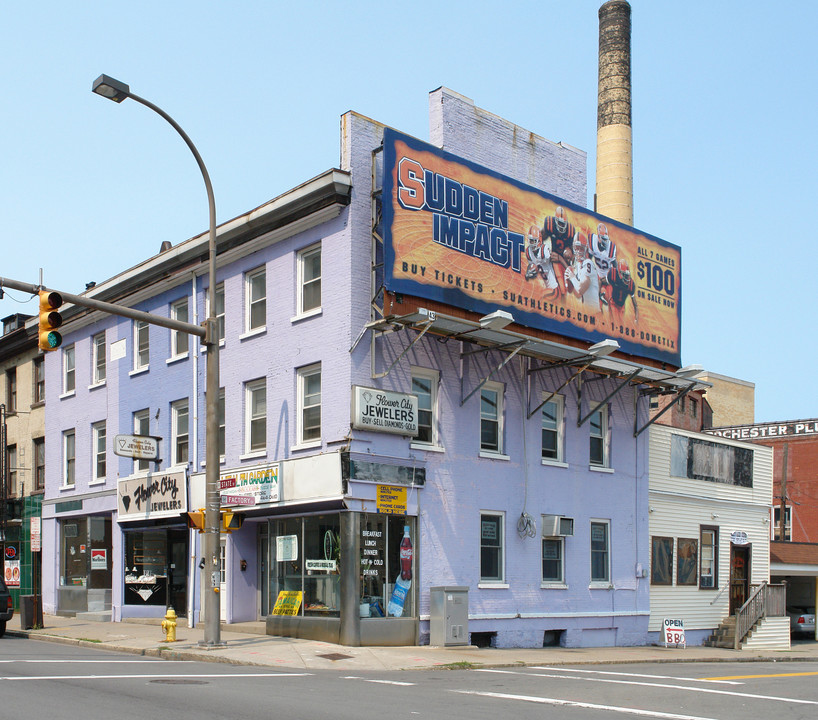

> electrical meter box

[{"left": 429, "top": 586, "right": 469, "bottom": 646}]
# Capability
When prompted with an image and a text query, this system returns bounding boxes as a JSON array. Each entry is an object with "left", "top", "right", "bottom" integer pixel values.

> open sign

[{"left": 662, "top": 618, "right": 686, "bottom": 647}]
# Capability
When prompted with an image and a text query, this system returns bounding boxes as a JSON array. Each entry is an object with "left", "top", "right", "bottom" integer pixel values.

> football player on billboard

[
  {"left": 542, "top": 206, "right": 575, "bottom": 295},
  {"left": 523, "top": 224, "right": 559, "bottom": 297},
  {"left": 564, "top": 233, "right": 600, "bottom": 310},
  {"left": 607, "top": 258, "right": 639, "bottom": 326},
  {"left": 589, "top": 222, "right": 617, "bottom": 306}
]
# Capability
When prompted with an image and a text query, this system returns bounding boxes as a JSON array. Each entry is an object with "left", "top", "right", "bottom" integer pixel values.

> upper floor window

[
  {"left": 170, "top": 298, "right": 189, "bottom": 358},
  {"left": 134, "top": 409, "right": 151, "bottom": 472},
  {"left": 246, "top": 379, "right": 267, "bottom": 454},
  {"left": 217, "top": 388, "right": 226, "bottom": 457},
  {"left": 34, "top": 437, "right": 45, "bottom": 490},
  {"left": 92, "top": 421, "right": 107, "bottom": 482},
  {"left": 480, "top": 382, "right": 504, "bottom": 455},
  {"left": 63, "top": 345, "right": 76, "bottom": 394},
  {"left": 212, "top": 282, "right": 225, "bottom": 341},
  {"left": 171, "top": 399, "right": 189, "bottom": 466},
  {"left": 589, "top": 406, "right": 609, "bottom": 467},
  {"left": 63, "top": 429, "right": 76, "bottom": 487},
  {"left": 590, "top": 520, "right": 610, "bottom": 584},
  {"left": 297, "top": 363, "right": 321, "bottom": 444},
  {"left": 297, "top": 244, "right": 321, "bottom": 315},
  {"left": 480, "top": 512, "right": 505, "bottom": 583},
  {"left": 773, "top": 506, "right": 791, "bottom": 541},
  {"left": 6, "top": 367, "right": 16, "bottom": 412},
  {"left": 542, "top": 537, "right": 564, "bottom": 584},
  {"left": 134, "top": 320, "right": 150, "bottom": 370},
  {"left": 33, "top": 357, "right": 45, "bottom": 404},
  {"left": 670, "top": 434, "right": 753, "bottom": 488},
  {"left": 92, "top": 332, "right": 106, "bottom": 384},
  {"left": 411, "top": 368, "right": 439, "bottom": 447},
  {"left": 246, "top": 267, "right": 266, "bottom": 333},
  {"left": 6, "top": 445, "right": 17, "bottom": 497},
  {"left": 541, "top": 395, "right": 564, "bottom": 463}
]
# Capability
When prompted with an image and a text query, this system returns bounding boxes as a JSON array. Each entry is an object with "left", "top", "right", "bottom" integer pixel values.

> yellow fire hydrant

[{"left": 161, "top": 607, "right": 177, "bottom": 643}]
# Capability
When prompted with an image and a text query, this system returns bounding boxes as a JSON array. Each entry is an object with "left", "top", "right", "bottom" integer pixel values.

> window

[
  {"left": 63, "top": 345, "right": 76, "bottom": 394},
  {"left": 297, "top": 364, "right": 321, "bottom": 444},
  {"left": 171, "top": 400, "right": 189, "bottom": 466},
  {"left": 6, "top": 368, "right": 17, "bottom": 412},
  {"left": 480, "top": 512, "right": 504, "bottom": 583},
  {"left": 690, "top": 397, "right": 698, "bottom": 418},
  {"left": 34, "top": 437, "right": 45, "bottom": 490},
  {"left": 92, "top": 332, "right": 106, "bottom": 384},
  {"left": 213, "top": 282, "right": 225, "bottom": 341},
  {"left": 480, "top": 382, "right": 503, "bottom": 454},
  {"left": 590, "top": 521, "right": 610, "bottom": 583},
  {"left": 246, "top": 379, "right": 266, "bottom": 453},
  {"left": 541, "top": 395, "right": 564, "bottom": 462},
  {"left": 298, "top": 244, "right": 321, "bottom": 315},
  {"left": 651, "top": 536, "right": 673, "bottom": 585},
  {"left": 542, "top": 537, "right": 564, "bottom": 584},
  {"left": 132, "top": 410, "right": 151, "bottom": 472},
  {"left": 170, "top": 298, "right": 189, "bottom": 358},
  {"left": 92, "top": 421, "right": 106, "bottom": 482},
  {"left": 700, "top": 526, "right": 718, "bottom": 589},
  {"left": 677, "top": 538, "right": 698, "bottom": 585},
  {"left": 773, "top": 506, "right": 791, "bottom": 541},
  {"left": 649, "top": 395, "right": 659, "bottom": 410},
  {"left": 678, "top": 395, "right": 686, "bottom": 413},
  {"left": 217, "top": 388, "right": 226, "bottom": 457},
  {"left": 134, "top": 320, "right": 150, "bottom": 370},
  {"left": 6, "top": 445, "right": 17, "bottom": 497},
  {"left": 670, "top": 434, "right": 753, "bottom": 487},
  {"left": 246, "top": 267, "right": 266, "bottom": 332},
  {"left": 411, "top": 368, "right": 439, "bottom": 446},
  {"left": 589, "top": 406, "right": 608, "bottom": 467},
  {"left": 63, "top": 430, "right": 76, "bottom": 487},
  {"left": 33, "top": 357, "right": 45, "bottom": 403}
]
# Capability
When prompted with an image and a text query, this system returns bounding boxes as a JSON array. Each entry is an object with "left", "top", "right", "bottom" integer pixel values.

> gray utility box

[{"left": 429, "top": 586, "right": 469, "bottom": 646}]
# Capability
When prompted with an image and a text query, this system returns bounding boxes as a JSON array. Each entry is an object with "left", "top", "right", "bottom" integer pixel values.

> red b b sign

[{"left": 662, "top": 618, "right": 686, "bottom": 647}]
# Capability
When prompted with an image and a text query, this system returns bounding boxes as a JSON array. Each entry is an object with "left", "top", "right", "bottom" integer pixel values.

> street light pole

[{"left": 92, "top": 74, "right": 223, "bottom": 647}]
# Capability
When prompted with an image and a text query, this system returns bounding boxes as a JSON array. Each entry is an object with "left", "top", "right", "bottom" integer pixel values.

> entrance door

[
  {"left": 219, "top": 538, "right": 227, "bottom": 621},
  {"left": 729, "top": 545, "right": 750, "bottom": 615}
]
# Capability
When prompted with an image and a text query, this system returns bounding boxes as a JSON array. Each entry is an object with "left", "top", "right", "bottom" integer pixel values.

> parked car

[
  {"left": 787, "top": 606, "right": 816, "bottom": 636},
  {"left": 0, "top": 576, "right": 12, "bottom": 637}
]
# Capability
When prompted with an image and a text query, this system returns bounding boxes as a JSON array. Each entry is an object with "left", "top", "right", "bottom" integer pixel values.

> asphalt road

[{"left": 2, "top": 635, "right": 817, "bottom": 720}]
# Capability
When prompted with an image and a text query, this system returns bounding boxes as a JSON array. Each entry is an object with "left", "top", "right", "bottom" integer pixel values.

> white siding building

[{"left": 648, "top": 425, "right": 774, "bottom": 645}]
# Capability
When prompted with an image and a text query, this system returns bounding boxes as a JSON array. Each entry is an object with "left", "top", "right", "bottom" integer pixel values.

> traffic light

[
  {"left": 221, "top": 511, "right": 244, "bottom": 533},
  {"left": 187, "top": 508, "right": 206, "bottom": 532},
  {"left": 38, "top": 290, "right": 64, "bottom": 351}
]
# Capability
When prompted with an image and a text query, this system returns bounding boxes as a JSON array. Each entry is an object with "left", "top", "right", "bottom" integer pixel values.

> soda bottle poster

[{"left": 382, "top": 128, "right": 682, "bottom": 366}]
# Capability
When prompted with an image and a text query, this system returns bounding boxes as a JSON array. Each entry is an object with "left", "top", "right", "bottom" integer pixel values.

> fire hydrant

[{"left": 161, "top": 607, "right": 177, "bottom": 642}]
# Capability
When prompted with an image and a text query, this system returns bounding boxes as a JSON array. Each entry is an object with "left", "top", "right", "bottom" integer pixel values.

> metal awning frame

[
  {"left": 354, "top": 308, "right": 709, "bottom": 428},
  {"left": 577, "top": 368, "right": 642, "bottom": 428}
]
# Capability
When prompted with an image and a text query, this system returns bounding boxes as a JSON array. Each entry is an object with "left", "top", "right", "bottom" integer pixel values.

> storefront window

[
  {"left": 123, "top": 527, "right": 188, "bottom": 608},
  {"left": 59, "top": 516, "right": 112, "bottom": 589},
  {"left": 360, "top": 514, "right": 415, "bottom": 618},
  {"left": 270, "top": 515, "right": 341, "bottom": 617}
]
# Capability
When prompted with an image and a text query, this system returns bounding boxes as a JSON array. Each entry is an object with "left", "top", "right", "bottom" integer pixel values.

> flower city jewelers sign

[
  {"left": 117, "top": 469, "right": 187, "bottom": 522},
  {"left": 351, "top": 386, "right": 418, "bottom": 436}
]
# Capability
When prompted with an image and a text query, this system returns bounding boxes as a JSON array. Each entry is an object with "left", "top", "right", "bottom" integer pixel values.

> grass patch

[
  {"left": 440, "top": 661, "right": 480, "bottom": 670},
  {"left": 78, "top": 638, "right": 102, "bottom": 643}
]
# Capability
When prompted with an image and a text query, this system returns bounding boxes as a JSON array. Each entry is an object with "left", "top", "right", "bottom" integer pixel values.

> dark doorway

[{"left": 729, "top": 544, "right": 751, "bottom": 614}]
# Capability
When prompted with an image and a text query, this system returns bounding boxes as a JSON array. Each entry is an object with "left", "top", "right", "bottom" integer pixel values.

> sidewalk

[{"left": 7, "top": 615, "right": 818, "bottom": 672}]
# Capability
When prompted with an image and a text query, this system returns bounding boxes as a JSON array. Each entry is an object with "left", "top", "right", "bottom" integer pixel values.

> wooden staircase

[{"left": 705, "top": 616, "right": 738, "bottom": 648}]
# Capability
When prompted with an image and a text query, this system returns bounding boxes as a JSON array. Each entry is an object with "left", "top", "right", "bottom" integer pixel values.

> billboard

[{"left": 382, "top": 128, "right": 681, "bottom": 365}]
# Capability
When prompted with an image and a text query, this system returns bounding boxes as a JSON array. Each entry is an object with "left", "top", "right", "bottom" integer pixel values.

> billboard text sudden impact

[{"left": 382, "top": 128, "right": 681, "bottom": 365}]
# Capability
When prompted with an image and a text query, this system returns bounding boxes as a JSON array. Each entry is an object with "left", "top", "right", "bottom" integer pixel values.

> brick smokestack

[{"left": 596, "top": 0, "right": 633, "bottom": 226}]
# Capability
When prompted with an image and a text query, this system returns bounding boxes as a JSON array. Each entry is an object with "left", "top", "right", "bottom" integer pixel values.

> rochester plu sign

[{"left": 352, "top": 386, "right": 418, "bottom": 436}]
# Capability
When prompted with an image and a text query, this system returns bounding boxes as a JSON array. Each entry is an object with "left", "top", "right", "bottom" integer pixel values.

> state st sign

[{"left": 114, "top": 434, "right": 160, "bottom": 460}]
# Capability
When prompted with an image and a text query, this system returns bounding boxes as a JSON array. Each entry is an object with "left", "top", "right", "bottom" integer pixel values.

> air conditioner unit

[{"left": 542, "top": 514, "right": 574, "bottom": 537}]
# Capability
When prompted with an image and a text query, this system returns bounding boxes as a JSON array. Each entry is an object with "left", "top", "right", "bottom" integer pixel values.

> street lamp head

[{"left": 92, "top": 74, "right": 130, "bottom": 103}]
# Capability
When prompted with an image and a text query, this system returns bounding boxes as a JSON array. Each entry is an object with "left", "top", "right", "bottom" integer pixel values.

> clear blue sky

[{"left": 2, "top": 1, "right": 815, "bottom": 424}]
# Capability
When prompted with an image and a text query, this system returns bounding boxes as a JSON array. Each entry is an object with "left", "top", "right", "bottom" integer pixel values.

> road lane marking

[
  {"left": 472, "top": 668, "right": 818, "bottom": 706},
  {"left": 453, "top": 689, "right": 719, "bottom": 720},
  {"left": 0, "top": 672, "right": 312, "bottom": 681},
  {"left": 0, "top": 660, "right": 185, "bottom": 664},
  {"left": 529, "top": 666, "right": 744, "bottom": 685},
  {"left": 704, "top": 671, "right": 818, "bottom": 681},
  {"left": 343, "top": 676, "right": 415, "bottom": 686}
]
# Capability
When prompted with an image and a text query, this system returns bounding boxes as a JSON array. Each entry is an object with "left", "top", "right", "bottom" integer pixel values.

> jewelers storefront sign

[{"left": 351, "top": 386, "right": 418, "bottom": 436}]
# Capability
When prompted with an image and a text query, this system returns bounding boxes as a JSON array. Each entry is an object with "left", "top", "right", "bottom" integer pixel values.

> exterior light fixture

[
  {"left": 479, "top": 310, "right": 514, "bottom": 331},
  {"left": 92, "top": 74, "right": 131, "bottom": 103},
  {"left": 588, "top": 339, "right": 619, "bottom": 357}
]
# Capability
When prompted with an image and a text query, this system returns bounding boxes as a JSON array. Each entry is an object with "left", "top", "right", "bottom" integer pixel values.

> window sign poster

[
  {"left": 91, "top": 549, "right": 107, "bottom": 570},
  {"left": 382, "top": 127, "right": 682, "bottom": 366},
  {"left": 4, "top": 560, "right": 20, "bottom": 587},
  {"left": 482, "top": 519, "right": 498, "bottom": 541},
  {"left": 276, "top": 535, "right": 298, "bottom": 562},
  {"left": 272, "top": 590, "right": 303, "bottom": 616}
]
